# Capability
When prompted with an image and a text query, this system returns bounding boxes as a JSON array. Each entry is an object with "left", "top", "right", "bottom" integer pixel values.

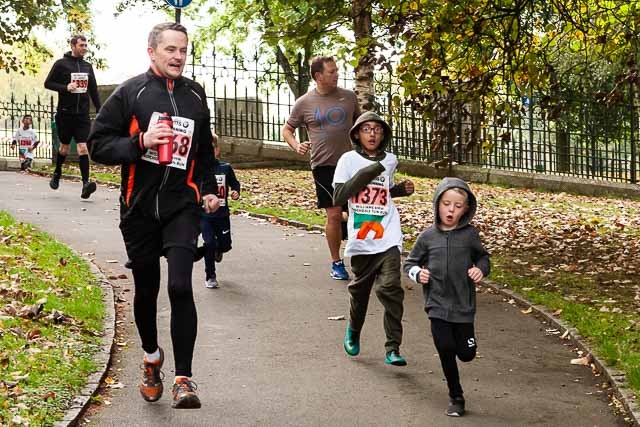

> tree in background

[
  {"left": 377, "top": 0, "right": 640, "bottom": 157},
  {"left": 118, "top": 0, "right": 380, "bottom": 109},
  {"left": 1, "top": 0, "right": 100, "bottom": 74}
]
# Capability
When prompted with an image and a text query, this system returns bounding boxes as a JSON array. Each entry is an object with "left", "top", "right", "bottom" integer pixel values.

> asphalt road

[{"left": 0, "top": 171, "right": 626, "bottom": 426}]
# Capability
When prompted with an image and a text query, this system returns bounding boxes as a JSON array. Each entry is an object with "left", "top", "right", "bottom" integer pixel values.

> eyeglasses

[{"left": 360, "top": 126, "right": 384, "bottom": 134}]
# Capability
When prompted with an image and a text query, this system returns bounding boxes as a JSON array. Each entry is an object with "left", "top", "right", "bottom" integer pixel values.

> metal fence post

[{"left": 630, "top": 83, "right": 637, "bottom": 184}]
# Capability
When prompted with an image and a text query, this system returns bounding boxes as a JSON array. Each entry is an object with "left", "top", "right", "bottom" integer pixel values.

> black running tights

[
  {"left": 132, "top": 247, "right": 198, "bottom": 377},
  {"left": 430, "top": 318, "right": 477, "bottom": 398}
]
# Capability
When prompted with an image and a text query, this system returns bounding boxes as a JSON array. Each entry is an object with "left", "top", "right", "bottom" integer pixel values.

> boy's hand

[
  {"left": 202, "top": 194, "right": 220, "bottom": 213},
  {"left": 468, "top": 266, "right": 484, "bottom": 284},
  {"left": 404, "top": 180, "right": 415, "bottom": 195},
  {"left": 418, "top": 268, "right": 430, "bottom": 284},
  {"left": 230, "top": 190, "right": 240, "bottom": 200}
]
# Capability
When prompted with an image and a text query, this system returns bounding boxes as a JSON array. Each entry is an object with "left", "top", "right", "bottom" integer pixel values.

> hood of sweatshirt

[
  {"left": 348, "top": 111, "right": 392, "bottom": 154},
  {"left": 432, "top": 177, "right": 477, "bottom": 229},
  {"left": 63, "top": 51, "right": 81, "bottom": 61}
]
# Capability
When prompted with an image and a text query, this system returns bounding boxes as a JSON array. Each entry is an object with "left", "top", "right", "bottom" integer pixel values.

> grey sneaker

[
  {"left": 205, "top": 278, "right": 219, "bottom": 289},
  {"left": 446, "top": 396, "right": 465, "bottom": 417}
]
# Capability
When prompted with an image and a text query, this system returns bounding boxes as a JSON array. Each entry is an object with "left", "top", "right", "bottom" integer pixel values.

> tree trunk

[{"left": 352, "top": 0, "right": 376, "bottom": 112}]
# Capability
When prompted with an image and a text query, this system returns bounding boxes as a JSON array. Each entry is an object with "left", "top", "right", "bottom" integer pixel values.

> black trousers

[
  {"left": 124, "top": 209, "right": 200, "bottom": 378},
  {"left": 430, "top": 318, "right": 477, "bottom": 398}
]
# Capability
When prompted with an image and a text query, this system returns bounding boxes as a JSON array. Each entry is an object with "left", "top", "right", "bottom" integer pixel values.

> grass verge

[
  {"left": 0, "top": 211, "right": 104, "bottom": 426},
  {"left": 491, "top": 255, "right": 640, "bottom": 391}
]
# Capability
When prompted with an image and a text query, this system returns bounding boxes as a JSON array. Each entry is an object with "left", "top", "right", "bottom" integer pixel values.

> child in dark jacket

[
  {"left": 200, "top": 134, "right": 240, "bottom": 289},
  {"left": 404, "top": 177, "right": 490, "bottom": 417}
]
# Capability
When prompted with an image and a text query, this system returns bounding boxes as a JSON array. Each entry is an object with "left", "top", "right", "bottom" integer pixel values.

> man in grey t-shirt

[{"left": 282, "top": 56, "right": 361, "bottom": 280}]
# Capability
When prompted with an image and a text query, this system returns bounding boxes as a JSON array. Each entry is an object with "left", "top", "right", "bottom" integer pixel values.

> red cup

[{"left": 157, "top": 113, "right": 173, "bottom": 165}]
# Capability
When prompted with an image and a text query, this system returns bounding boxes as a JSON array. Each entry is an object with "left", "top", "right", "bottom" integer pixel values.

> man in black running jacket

[
  {"left": 88, "top": 22, "right": 220, "bottom": 410},
  {"left": 44, "top": 34, "right": 101, "bottom": 199}
]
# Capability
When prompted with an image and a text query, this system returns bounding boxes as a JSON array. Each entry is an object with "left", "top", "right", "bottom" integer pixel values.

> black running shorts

[
  {"left": 119, "top": 208, "right": 200, "bottom": 261},
  {"left": 312, "top": 165, "right": 340, "bottom": 209},
  {"left": 55, "top": 113, "right": 91, "bottom": 144}
]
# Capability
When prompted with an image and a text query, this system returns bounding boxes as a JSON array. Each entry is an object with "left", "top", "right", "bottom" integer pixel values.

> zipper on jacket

[
  {"left": 76, "top": 61, "right": 81, "bottom": 114},
  {"left": 445, "top": 232, "right": 450, "bottom": 288},
  {"left": 154, "top": 78, "right": 180, "bottom": 221}
]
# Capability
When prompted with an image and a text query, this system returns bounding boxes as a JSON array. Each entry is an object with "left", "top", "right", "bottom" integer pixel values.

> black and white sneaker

[{"left": 446, "top": 396, "right": 465, "bottom": 417}]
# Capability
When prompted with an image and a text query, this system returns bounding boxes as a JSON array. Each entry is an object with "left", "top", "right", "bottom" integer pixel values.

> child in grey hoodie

[{"left": 404, "top": 177, "right": 490, "bottom": 417}]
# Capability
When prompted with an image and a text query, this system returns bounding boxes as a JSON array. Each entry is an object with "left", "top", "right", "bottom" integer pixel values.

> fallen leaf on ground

[
  {"left": 327, "top": 315, "right": 345, "bottom": 321},
  {"left": 570, "top": 354, "right": 593, "bottom": 366},
  {"left": 521, "top": 307, "right": 533, "bottom": 314}
]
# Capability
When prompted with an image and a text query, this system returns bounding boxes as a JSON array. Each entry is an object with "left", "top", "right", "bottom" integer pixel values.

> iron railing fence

[
  {"left": 0, "top": 94, "right": 55, "bottom": 160},
  {"left": 2, "top": 47, "right": 638, "bottom": 183},
  {"left": 188, "top": 48, "right": 640, "bottom": 183}
]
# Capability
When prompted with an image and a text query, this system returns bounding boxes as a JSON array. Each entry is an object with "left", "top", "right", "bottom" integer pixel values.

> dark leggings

[
  {"left": 430, "top": 318, "right": 477, "bottom": 398},
  {"left": 132, "top": 247, "right": 198, "bottom": 377}
]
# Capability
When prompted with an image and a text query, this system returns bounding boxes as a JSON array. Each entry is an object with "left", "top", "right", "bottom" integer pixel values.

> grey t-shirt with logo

[{"left": 287, "top": 87, "right": 360, "bottom": 169}]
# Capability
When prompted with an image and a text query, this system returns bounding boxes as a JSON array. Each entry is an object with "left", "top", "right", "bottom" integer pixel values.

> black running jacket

[
  {"left": 88, "top": 69, "right": 216, "bottom": 222},
  {"left": 44, "top": 52, "right": 101, "bottom": 115}
]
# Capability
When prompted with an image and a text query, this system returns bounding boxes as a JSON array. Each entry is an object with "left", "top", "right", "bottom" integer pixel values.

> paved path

[{"left": 0, "top": 171, "right": 626, "bottom": 426}]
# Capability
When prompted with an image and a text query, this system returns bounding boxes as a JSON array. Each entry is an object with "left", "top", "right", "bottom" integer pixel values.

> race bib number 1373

[{"left": 351, "top": 174, "right": 389, "bottom": 216}]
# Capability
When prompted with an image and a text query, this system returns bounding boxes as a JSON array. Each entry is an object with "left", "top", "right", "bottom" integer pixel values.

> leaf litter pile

[
  {"left": 235, "top": 168, "right": 640, "bottom": 315},
  {"left": 0, "top": 213, "right": 104, "bottom": 426}
]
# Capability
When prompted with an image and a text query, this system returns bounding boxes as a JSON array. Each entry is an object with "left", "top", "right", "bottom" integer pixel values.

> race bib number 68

[{"left": 142, "top": 112, "right": 195, "bottom": 170}]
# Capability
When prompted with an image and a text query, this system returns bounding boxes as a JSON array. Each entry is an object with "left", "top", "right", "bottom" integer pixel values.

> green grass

[
  {"left": 232, "top": 201, "right": 325, "bottom": 227},
  {"left": 491, "top": 255, "right": 640, "bottom": 390},
  {"left": 0, "top": 211, "right": 105, "bottom": 426}
]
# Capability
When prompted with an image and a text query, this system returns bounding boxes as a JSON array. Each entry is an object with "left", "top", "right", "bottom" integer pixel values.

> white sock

[
  {"left": 144, "top": 349, "right": 161, "bottom": 363},
  {"left": 174, "top": 375, "right": 190, "bottom": 383}
]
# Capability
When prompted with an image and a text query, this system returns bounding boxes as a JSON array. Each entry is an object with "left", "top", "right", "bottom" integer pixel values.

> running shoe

[
  {"left": 172, "top": 377, "right": 201, "bottom": 409},
  {"left": 384, "top": 350, "right": 407, "bottom": 366},
  {"left": 330, "top": 259, "right": 349, "bottom": 280},
  {"left": 81, "top": 181, "right": 97, "bottom": 199},
  {"left": 343, "top": 325, "right": 360, "bottom": 356},
  {"left": 205, "top": 277, "right": 219, "bottom": 289},
  {"left": 139, "top": 347, "right": 165, "bottom": 402},
  {"left": 20, "top": 158, "right": 32, "bottom": 171},
  {"left": 49, "top": 172, "right": 61, "bottom": 190},
  {"left": 446, "top": 396, "right": 465, "bottom": 417}
]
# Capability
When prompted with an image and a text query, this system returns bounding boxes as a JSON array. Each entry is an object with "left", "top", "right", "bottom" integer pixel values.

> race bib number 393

[
  {"left": 351, "top": 174, "right": 389, "bottom": 216},
  {"left": 142, "top": 112, "right": 195, "bottom": 170}
]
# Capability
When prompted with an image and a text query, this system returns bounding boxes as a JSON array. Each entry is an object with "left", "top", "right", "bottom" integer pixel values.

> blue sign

[{"left": 165, "top": 0, "right": 192, "bottom": 8}]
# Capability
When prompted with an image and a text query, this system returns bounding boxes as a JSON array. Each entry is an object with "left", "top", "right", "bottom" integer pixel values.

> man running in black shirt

[{"left": 44, "top": 34, "right": 101, "bottom": 199}]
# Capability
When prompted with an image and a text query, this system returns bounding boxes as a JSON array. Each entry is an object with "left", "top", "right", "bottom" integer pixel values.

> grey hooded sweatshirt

[{"left": 403, "top": 177, "right": 490, "bottom": 323}]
